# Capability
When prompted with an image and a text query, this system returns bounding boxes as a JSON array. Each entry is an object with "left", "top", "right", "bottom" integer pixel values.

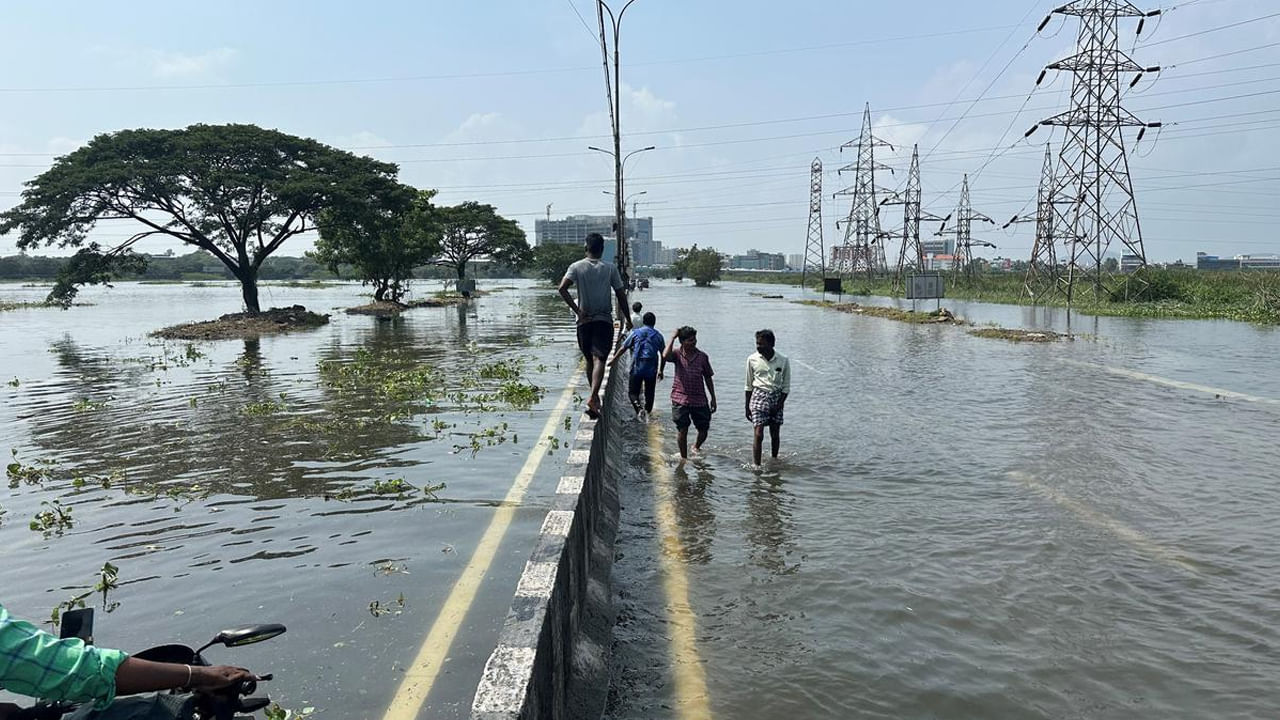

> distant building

[
  {"left": 921, "top": 238, "right": 955, "bottom": 256},
  {"left": 1194, "top": 251, "right": 1280, "bottom": 270},
  {"left": 1120, "top": 254, "right": 1144, "bottom": 273},
  {"left": 924, "top": 254, "right": 957, "bottom": 271},
  {"left": 535, "top": 215, "right": 653, "bottom": 248},
  {"left": 729, "top": 249, "right": 786, "bottom": 270},
  {"left": 786, "top": 253, "right": 804, "bottom": 270},
  {"left": 1241, "top": 253, "right": 1280, "bottom": 270}
]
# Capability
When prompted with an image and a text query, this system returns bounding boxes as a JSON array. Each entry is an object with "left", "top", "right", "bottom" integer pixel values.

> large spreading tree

[
  {"left": 313, "top": 186, "right": 437, "bottom": 304},
  {"left": 675, "top": 245, "right": 723, "bottom": 287},
  {"left": 0, "top": 123, "right": 402, "bottom": 313},
  {"left": 431, "top": 201, "right": 530, "bottom": 282}
]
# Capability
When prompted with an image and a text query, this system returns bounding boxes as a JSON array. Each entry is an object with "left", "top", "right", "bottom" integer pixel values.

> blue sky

[{"left": 0, "top": 0, "right": 1277, "bottom": 263}]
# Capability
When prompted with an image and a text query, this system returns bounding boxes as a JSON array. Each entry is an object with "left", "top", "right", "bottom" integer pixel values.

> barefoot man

[
  {"left": 745, "top": 329, "right": 790, "bottom": 466},
  {"left": 559, "top": 232, "right": 631, "bottom": 418}
]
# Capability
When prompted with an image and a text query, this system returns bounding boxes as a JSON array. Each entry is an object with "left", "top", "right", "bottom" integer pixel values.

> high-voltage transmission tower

[
  {"left": 1004, "top": 145, "right": 1063, "bottom": 299},
  {"left": 1030, "top": 0, "right": 1163, "bottom": 302},
  {"left": 801, "top": 157, "right": 825, "bottom": 288},
  {"left": 937, "top": 175, "right": 994, "bottom": 280},
  {"left": 833, "top": 104, "right": 893, "bottom": 280},
  {"left": 882, "top": 145, "right": 947, "bottom": 288}
]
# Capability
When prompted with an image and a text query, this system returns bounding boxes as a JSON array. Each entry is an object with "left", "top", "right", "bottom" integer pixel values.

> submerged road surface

[{"left": 604, "top": 281, "right": 1279, "bottom": 720}]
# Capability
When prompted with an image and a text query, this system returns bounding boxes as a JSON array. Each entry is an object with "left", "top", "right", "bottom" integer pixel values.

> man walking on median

[
  {"left": 745, "top": 328, "right": 791, "bottom": 466},
  {"left": 559, "top": 232, "right": 632, "bottom": 419},
  {"left": 662, "top": 326, "right": 717, "bottom": 460}
]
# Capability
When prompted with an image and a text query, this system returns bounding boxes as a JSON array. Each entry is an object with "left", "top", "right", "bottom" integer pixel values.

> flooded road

[
  {"left": 0, "top": 280, "right": 585, "bottom": 719},
  {"left": 605, "top": 281, "right": 1280, "bottom": 719}
]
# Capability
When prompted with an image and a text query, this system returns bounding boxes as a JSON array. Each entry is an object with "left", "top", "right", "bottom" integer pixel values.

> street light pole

[
  {"left": 596, "top": 0, "right": 639, "bottom": 287},
  {"left": 589, "top": 145, "right": 653, "bottom": 271}
]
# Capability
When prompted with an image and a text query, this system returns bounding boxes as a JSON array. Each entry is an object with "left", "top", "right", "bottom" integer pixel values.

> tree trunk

[
  {"left": 374, "top": 282, "right": 387, "bottom": 303},
  {"left": 239, "top": 268, "right": 261, "bottom": 315},
  {"left": 455, "top": 262, "right": 466, "bottom": 282}
]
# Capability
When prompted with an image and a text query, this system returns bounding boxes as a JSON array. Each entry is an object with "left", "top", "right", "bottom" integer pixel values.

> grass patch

[
  {"left": 153, "top": 305, "right": 329, "bottom": 340},
  {"left": 795, "top": 299, "right": 962, "bottom": 325},
  {"left": 743, "top": 269, "right": 1280, "bottom": 325},
  {"left": 968, "top": 328, "right": 1070, "bottom": 342}
]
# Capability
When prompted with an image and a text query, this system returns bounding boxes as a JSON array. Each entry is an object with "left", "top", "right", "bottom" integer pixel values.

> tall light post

[
  {"left": 594, "top": 0, "right": 641, "bottom": 287},
  {"left": 589, "top": 145, "right": 653, "bottom": 274}
]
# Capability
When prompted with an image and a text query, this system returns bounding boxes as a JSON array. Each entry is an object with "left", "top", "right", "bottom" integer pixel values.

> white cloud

[{"left": 150, "top": 47, "right": 237, "bottom": 78}]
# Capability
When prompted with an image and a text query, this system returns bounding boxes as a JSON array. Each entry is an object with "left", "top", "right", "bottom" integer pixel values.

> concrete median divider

[{"left": 471, "top": 366, "right": 625, "bottom": 720}]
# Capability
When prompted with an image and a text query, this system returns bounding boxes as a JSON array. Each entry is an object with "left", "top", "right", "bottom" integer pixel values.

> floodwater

[
  {"left": 0, "top": 279, "right": 586, "bottom": 720},
  {"left": 605, "top": 281, "right": 1280, "bottom": 720}
]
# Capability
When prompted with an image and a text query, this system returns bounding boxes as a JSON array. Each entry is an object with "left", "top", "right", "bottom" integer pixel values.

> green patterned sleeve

[{"left": 0, "top": 604, "right": 129, "bottom": 709}]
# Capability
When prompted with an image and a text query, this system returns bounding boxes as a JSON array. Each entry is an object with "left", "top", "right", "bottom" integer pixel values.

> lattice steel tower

[
  {"left": 833, "top": 104, "right": 892, "bottom": 279},
  {"left": 937, "top": 175, "right": 994, "bottom": 279},
  {"left": 1004, "top": 145, "right": 1063, "bottom": 299},
  {"left": 1033, "top": 0, "right": 1162, "bottom": 302},
  {"left": 882, "top": 145, "right": 946, "bottom": 287},
  {"left": 801, "top": 157, "right": 825, "bottom": 287}
]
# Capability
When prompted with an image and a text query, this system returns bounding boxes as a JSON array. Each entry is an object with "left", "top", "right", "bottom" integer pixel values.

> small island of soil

[{"left": 152, "top": 305, "right": 330, "bottom": 340}]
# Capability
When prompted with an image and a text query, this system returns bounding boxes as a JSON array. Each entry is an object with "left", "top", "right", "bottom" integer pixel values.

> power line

[
  {"left": 0, "top": 23, "right": 1019, "bottom": 95},
  {"left": 1141, "top": 10, "right": 1280, "bottom": 47}
]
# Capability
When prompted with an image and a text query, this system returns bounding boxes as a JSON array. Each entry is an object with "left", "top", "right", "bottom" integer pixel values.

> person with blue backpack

[{"left": 609, "top": 311, "right": 664, "bottom": 422}]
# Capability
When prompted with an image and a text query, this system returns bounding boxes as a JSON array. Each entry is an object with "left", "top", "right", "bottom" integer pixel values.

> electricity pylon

[
  {"left": 801, "top": 157, "right": 825, "bottom": 288},
  {"left": 937, "top": 175, "right": 994, "bottom": 280},
  {"left": 833, "top": 104, "right": 893, "bottom": 280},
  {"left": 1004, "top": 145, "right": 1063, "bottom": 300},
  {"left": 1030, "top": 0, "right": 1163, "bottom": 302},
  {"left": 882, "top": 145, "right": 947, "bottom": 288}
]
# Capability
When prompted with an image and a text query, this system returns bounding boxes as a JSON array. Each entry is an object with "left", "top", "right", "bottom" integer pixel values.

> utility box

[
  {"left": 822, "top": 277, "right": 842, "bottom": 293},
  {"left": 906, "top": 272, "right": 944, "bottom": 300},
  {"left": 457, "top": 278, "right": 477, "bottom": 297}
]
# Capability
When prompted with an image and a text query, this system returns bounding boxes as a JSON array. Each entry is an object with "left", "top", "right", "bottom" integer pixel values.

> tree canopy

[
  {"left": 531, "top": 242, "right": 584, "bottom": 284},
  {"left": 314, "top": 186, "right": 436, "bottom": 303},
  {"left": 431, "top": 202, "right": 530, "bottom": 282},
  {"left": 675, "top": 245, "right": 723, "bottom": 287},
  {"left": 0, "top": 123, "right": 403, "bottom": 313}
]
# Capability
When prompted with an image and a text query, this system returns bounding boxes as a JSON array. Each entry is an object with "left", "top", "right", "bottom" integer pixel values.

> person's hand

[
  {"left": 657, "top": 371, "right": 664, "bottom": 381},
  {"left": 190, "top": 665, "right": 254, "bottom": 692},
  {"left": 709, "top": 399, "right": 717, "bottom": 414},
  {"left": 745, "top": 406, "right": 752, "bottom": 421}
]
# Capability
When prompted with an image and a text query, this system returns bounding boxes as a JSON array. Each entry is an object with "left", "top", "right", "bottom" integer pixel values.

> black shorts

[
  {"left": 672, "top": 403, "right": 711, "bottom": 432},
  {"left": 576, "top": 320, "right": 613, "bottom": 360}
]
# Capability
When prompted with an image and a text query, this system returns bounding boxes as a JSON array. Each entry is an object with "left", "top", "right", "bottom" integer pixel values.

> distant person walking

[
  {"left": 630, "top": 301, "right": 644, "bottom": 331},
  {"left": 559, "top": 232, "right": 632, "bottom": 418},
  {"left": 662, "top": 326, "right": 717, "bottom": 460},
  {"left": 744, "top": 329, "right": 791, "bottom": 465},
  {"left": 609, "top": 311, "right": 664, "bottom": 422}
]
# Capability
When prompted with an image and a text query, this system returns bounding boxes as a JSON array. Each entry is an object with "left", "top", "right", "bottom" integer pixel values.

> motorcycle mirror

[
  {"left": 199, "top": 624, "right": 287, "bottom": 653},
  {"left": 59, "top": 608, "right": 95, "bottom": 643},
  {"left": 240, "top": 698, "right": 272, "bottom": 714}
]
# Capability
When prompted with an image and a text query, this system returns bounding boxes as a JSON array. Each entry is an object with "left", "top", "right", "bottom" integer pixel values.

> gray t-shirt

[{"left": 564, "top": 257, "right": 623, "bottom": 325}]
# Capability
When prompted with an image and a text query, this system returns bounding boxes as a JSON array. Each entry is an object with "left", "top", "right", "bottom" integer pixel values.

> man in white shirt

[{"left": 744, "top": 328, "right": 791, "bottom": 466}]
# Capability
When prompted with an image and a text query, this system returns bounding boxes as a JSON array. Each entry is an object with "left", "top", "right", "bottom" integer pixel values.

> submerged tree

[
  {"left": 314, "top": 187, "right": 438, "bottom": 304},
  {"left": 431, "top": 202, "right": 530, "bottom": 283},
  {"left": 674, "top": 245, "right": 723, "bottom": 287},
  {"left": 0, "top": 124, "right": 402, "bottom": 313}
]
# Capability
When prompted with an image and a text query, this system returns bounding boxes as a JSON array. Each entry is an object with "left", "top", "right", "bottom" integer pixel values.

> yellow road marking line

[
  {"left": 381, "top": 369, "right": 583, "bottom": 720},
  {"left": 647, "top": 423, "right": 713, "bottom": 720},
  {"left": 1007, "top": 470, "right": 1198, "bottom": 573}
]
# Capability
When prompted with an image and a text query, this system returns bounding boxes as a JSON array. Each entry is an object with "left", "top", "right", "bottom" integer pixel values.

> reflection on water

[
  {"left": 0, "top": 281, "right": 584, "bottom": 719},
  {"left": 744, "top": 474, "right": 795, "bottom": 575}
]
